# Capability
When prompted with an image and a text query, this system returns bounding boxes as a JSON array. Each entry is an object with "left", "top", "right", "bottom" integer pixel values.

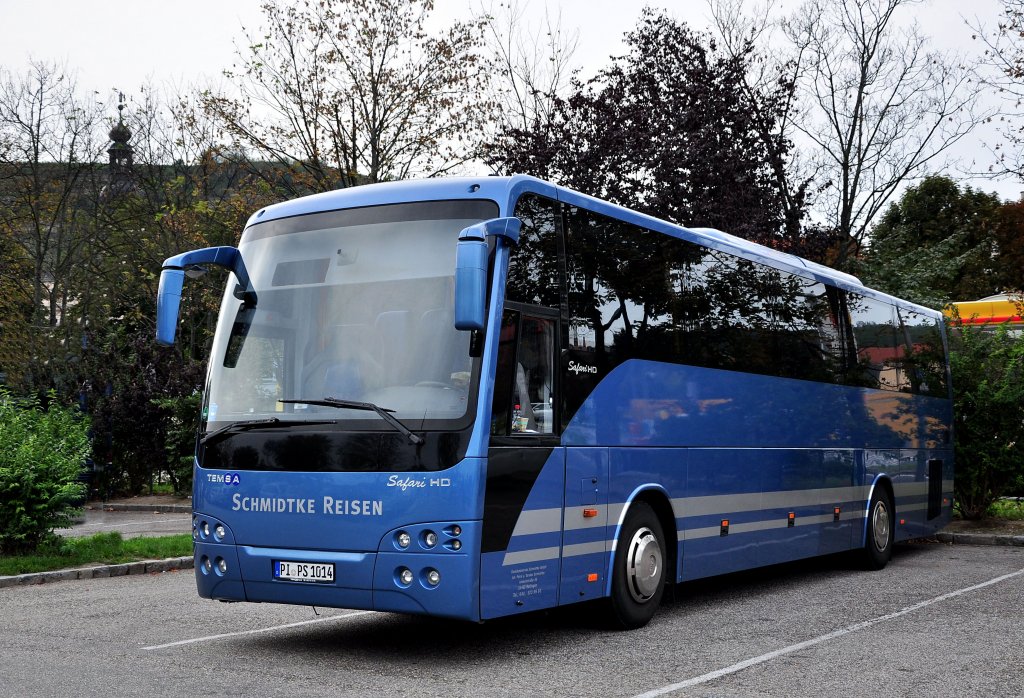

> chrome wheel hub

[
  {"left": 626, "top": 526, "right": 662, "bottom": 603},
  {"left": 872, "top": 500, "right": 891, "bottom": 552}
]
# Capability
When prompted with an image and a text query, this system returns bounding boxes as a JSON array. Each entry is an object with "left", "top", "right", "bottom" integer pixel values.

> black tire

[
  {"left": 859, "top": 486, "right": 895, "bottom": 570},
  {"left": 608, "top": 501, "right": 666, "bottom": 629}
]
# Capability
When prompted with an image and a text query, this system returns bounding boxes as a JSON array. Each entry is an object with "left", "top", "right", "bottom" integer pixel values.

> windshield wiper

[
  {"left": 278, "top": 397, "right": 424, "bottom": 445},
  {"left": 199, "top": 417, "right": 338, "bottom": 446}
]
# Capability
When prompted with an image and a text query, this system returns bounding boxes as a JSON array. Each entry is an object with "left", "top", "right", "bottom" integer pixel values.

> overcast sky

[{"left": 1, "top": 0, "right": 1018, "bottom": 198}]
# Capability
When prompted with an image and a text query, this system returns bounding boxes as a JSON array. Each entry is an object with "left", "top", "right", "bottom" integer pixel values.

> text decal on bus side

[
  {"left": 568, "top": 360, "right": 598, "bottom": 375},
  {"left": 231, "top": 494, "right": 383, "bottom": 516}
]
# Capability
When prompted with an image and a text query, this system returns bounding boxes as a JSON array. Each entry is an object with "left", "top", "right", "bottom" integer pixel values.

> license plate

[{"left": 273, "top": 560, "right": 335, "bottom": 583}]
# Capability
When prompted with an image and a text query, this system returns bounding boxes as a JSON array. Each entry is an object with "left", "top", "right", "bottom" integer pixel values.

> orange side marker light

[
  {"left": 582, "top": 508, "right": 599, "bottom": 518},
  {"left": 587, "top": 573, "right": 599, "bottom": 582}
]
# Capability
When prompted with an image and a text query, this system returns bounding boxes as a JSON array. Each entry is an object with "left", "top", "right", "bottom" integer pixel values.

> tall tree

[
  {"left": 0, "top": 62, "right": 106, "bottom": 392},
  {"left": 202, "top": 0, "right": 492, "bottom": 196},
  {"left": 483, "top": 10, "right": 807, "bottom": 253},
  {"left": 992, "top": 200, "right": 1024, "bottom": 293},
  {"left": 478, "top": 0, "right": 579, "bottom": 136},
  {"left": 784, "top": 0, "right": 985, "bottom": 264},
  {"left": 972, "top": 0, "right": 1024, "bottom": 178},
  {"left": 860, "top": 176, "right": 1003, "bottom": 307}
]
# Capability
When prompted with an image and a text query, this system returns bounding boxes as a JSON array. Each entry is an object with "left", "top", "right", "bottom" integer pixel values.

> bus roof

[{"left": 244, "top": 174, "right": 939, "bottom": 320}]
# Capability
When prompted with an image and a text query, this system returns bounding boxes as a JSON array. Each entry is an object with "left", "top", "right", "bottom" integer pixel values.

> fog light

[
  {"left": 398, "top": 568, "right": 414, "bottom": 585},
  {"left": 396, "top": 531, "right": 411, "bottom": 549},
  {"left": 200, "top": 521, "right": 210, "bottom": 538},
  {"left": 214, "top": 524, "right": 226, "bottom": 541},
  {"left": 425, "top": 569, "right": 440, "bottom": 586},
  {"left": 423, "top": 531, "right": 437, "bottom": 548},
  {"left": 216, "top": 557, "right": 228, "bottom": 574}
]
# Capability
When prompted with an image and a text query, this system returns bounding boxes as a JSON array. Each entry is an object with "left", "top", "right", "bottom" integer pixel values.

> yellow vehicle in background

[{"left": 946, "top": 294, "right": 1024, "bottom": 333}]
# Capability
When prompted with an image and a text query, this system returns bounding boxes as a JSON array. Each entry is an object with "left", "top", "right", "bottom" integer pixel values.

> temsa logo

[{"left": 207, "top": 472, "right": 241, "bottom": 485}]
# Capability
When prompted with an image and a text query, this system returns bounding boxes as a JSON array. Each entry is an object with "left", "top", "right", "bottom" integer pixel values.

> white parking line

[
  {"left": 142, "top": 610, "right": 375, "bottom": 650},
  {"left": 633, "top": 566, "right": 1024, "bottom": 697}
]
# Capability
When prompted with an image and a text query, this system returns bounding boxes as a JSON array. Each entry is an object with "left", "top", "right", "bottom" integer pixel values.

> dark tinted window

[
  {"left": 507, "top": 194, "right": 561, "bottom": 307},
  {"left": 896, "top": 308, "right": 949, "bottom": 397},
  {"left": 848, "top": 294, "right": 898, "bottom": 390},
  {"left": 562, "top": 205, "right": 946, "bottom": 396},
  {"left": 565, "top": 207, "right": 848, "bottom": 383}
]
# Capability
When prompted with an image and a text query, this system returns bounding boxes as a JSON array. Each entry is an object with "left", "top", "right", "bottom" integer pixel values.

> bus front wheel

[
  {"left": 608, "top": 501, "right": 666, "bottom": 629},
  {"left": 859, "top": 487, "right": 895, "bottom": 570}
]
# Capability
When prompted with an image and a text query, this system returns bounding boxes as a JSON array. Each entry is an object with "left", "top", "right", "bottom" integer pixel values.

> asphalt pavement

[{"left": 1, "top": 542, "right": 1021, "bottom": 696}]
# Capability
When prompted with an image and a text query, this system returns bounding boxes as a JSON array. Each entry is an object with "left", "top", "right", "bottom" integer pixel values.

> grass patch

[
  {"left": 0, "top": 532, "right": 193, "bottom": 576},
  {"left": 988, "top": 498, "right": 1024, "bottom": 521}
]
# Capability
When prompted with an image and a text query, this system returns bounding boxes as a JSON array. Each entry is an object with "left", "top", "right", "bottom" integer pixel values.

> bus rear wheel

[
  {"left": 608, "top": 501, "right": 666, "bottom": 629},
  {"left": 859, "top": 487, "right": 895, "bottom": 570}
]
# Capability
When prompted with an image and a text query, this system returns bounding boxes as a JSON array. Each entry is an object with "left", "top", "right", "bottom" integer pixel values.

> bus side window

[{"left": 491, "top": 309, "right": 556, "bottom": 436}]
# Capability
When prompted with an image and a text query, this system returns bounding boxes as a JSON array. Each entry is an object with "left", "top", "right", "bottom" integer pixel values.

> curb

[
  {"left": 0, "top": 556, "right": 194, "bottom": 589},
  {"left": 92, "top": 503, "right": 191, "bottom": 514},
  {"left": 935, "top": 532, "right": 1024, "bottom": 547}
]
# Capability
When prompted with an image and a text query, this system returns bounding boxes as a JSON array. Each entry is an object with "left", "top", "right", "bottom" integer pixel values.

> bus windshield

[{"left": 203, "top": 200, "right": 497, "bottom": 433}]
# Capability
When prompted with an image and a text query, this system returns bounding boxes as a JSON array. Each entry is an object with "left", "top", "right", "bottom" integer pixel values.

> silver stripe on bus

[
  {"left": 501, "top": 546, "right": 561, "bottom": 566},
  {"left": 508, "top": 507, "right": 562, "bottom": 537},
  {"left": 678, "top": 509, "right": 868, "bottom": 541},
  {"left": 561, "top": 541, "right": 608, "bottom": 558},
  {"left": 892, "top": 482, "right": 930, "bottom": 496},
  {"left": 504, "top": 480, "right": 935, "bottom": 559},
  {"left": 669, "top": 485, "right": 871, "bottom": 519},
  {"left": 896, "top": 502, "right": 929, "bottom": 513}
]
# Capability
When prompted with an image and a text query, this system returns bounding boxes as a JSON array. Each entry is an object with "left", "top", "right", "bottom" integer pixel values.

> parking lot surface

[{"left": 1, "top": 542, "right": 1021, "bottom": 697}]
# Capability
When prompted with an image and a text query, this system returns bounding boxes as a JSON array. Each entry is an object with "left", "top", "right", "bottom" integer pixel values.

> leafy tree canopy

[
  {"left": 860, "top": 176, "right": 1008, "bottom": 308},
  {"left": 482, "top": 10, "right": 817, "bottom": 256}
]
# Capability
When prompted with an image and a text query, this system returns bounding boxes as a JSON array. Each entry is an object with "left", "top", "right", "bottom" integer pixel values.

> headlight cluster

[
  {"left": 394, "top": 566, "right": 441, "bottom": 588},
  {"left": 192, "top": 516, "right": 228, "bottom": 542},
  {"left": 392, "top": 524, "right": 463, "bottom": 552},
  {"left": 198, "top": 554, "right": 229, "bottom": 576},
  {"left": 390, "top": 523, "right": 465, "bottom": 590}
]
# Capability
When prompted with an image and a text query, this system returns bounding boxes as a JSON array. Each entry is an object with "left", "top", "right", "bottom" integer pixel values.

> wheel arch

[
  {"left": 606, "top": 485, "right": 677, "bottom": 595},
  {"left": 862, "top": 475, "right": 895, "bottom": 548}
]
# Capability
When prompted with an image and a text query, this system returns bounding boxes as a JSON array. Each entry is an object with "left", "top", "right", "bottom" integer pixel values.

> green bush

[
  {"left": 152, "top": 390, "right": 201, "bottom": 495},
  {"left": 0, "top": 392, "right": 91, "bottom": 553},
  {"left": 950, "top": 323, "right": 1024, "bottom": 519}
]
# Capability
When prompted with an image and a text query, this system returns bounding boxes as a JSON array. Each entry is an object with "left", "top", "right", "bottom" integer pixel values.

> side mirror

[
  {"left": 156, "top": 268, "right": 186, "bottom": 346},
  {"left": 155, "top": 246, "right": 254, "bottom": 347},
  {"left": 454, "top": 235, "right": 488, "bottom": 330},
  {"left": 453, "top": 217, "right": 521, "bottom": 332}
]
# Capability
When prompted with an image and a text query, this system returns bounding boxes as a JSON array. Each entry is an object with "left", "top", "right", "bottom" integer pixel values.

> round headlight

[
  {"left": 426, "top": 569, "right": 440, "bottom": 586},
  {"left": 399, "top": 568, "right": 414, "bottom": 585},
  {"left": 423, "top": 531, "right": 437, "bottom": 548},
  {"left": 216, "top": 558, "right": 228, "bottom": 574},
  {"left": 200, "top": 521, "right": 210, "bottom": 538},
  {"left": 396, "top": 531, "right": 411, "bottom": 549},
  {"left": 201, "top": 556, "right": 212, "bottom": 573},
  {"left": 214, "top": 524, "right": 226, "bottom": 540}
]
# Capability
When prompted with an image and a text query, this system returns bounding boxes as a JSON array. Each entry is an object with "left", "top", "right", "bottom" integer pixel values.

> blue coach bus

[{"left": 156, "top": 175, "right": 953, "bottom": 628}]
